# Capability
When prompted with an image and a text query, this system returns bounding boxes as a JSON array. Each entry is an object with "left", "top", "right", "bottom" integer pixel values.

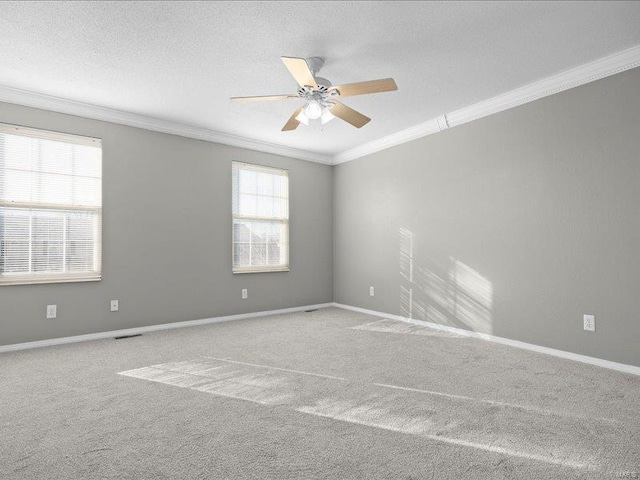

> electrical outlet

[
  {"left": 46, "top": 305, "right": 57, "bottom": 319},
  {"left": 242, "top": 288, "right": 248, "bottom": 299},
  {"left": 370, "top": 286, "right": 375, "bottom": 297},
  {"left": 583, "top": 314, "right": 596, "bottom": 332},
  {"left": 110, "top": 300, "right": 119, "bottom": 312}
]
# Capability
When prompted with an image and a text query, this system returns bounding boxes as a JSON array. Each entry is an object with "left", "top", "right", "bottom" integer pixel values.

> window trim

[
  {"left": 0, "top": 123, "right": 103, "bottom": 286},
  {"left": 232, "top": 161, "right": 290, "bottom": 274},
  {"left": 0, "top": 123, "right": 100, "bottom": 147}
]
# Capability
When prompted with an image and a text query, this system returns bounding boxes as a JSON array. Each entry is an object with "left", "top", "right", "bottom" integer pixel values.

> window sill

[
  {"left": 233, "top": 268, "right": 290, "bottom": 274},
  {"left": 0, "top": 276, "right": 102, "bottom": 287}
]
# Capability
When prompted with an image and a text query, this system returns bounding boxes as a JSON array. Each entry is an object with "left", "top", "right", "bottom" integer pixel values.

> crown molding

[
  {"left": 445, "top": 43, "right": 640, "bottom": 129},
  {"left": 332, "top": 43, "right": 640, "bottom": 165},
  {"left": 2, "top": 44, "right": 639, "bottom": 167},
  {"left": 0, "top": 85, "right": 333, "bottom": 165},
  {"left": 332, "top": 117, "right": 445, "bottom": 165}
]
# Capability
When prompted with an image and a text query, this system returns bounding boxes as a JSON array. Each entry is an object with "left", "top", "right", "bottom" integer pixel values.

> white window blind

[
  {"left": 232, "top": 162, "right": 289, "bottom": 273},
  {"left": 0, "top": 123, "right": 102, "bottom": 285}
]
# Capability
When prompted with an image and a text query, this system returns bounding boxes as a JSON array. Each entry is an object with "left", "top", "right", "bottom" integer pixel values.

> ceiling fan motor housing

[
  {"left": 297, "top": 82, "right": 338, "bottom": 108},
  {"left": 298, "top": 57, "right": 339, "bottom": 109}
]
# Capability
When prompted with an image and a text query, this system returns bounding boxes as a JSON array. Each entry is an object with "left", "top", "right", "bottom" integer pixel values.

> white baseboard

[
  {"left": 332, "top": 303, "right": 640, "bottom": 376},
  {"left": 0, "top": 303, "right": 333, "bottom": 354},
  {"left": 5, "top": 301, "right": 638, "bottom": 377}
]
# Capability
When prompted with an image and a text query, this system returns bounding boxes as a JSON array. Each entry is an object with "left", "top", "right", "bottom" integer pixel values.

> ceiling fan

[{"left": 231, "top": 57, "right": 398, "bottom": 131}]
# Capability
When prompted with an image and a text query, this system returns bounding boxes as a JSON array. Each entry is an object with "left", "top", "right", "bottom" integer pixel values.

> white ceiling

[{"left": 1, "top": 1, "right": 640, "bottom": 158}]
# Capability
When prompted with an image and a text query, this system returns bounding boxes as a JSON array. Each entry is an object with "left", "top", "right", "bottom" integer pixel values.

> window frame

[
  {"left": 0, "top": 123, "right": 102, "bottom": 286},
  {"left": 232, "top": 161, "right": 290, "bottom": 274}
]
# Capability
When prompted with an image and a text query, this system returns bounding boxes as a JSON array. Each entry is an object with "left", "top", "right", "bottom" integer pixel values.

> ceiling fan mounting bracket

[
  {"left": 306, "top": 57, "right": 324, "bottom": 75},
  {"left": 304, "top": 57, "right": 332, "bottom": 88}
]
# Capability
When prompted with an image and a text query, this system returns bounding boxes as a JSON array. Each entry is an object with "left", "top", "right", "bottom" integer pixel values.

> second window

[{"left": 232, "top": 162, "right": 289, "bottom": 273}]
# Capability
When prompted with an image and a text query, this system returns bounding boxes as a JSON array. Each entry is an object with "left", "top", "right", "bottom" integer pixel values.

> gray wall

[
  {"left": 3, "top": 68, "right": 639, "bottom": 368},
  {"left": 334, "top": 67, "right": 640, "bottom": 367},
  {"left": 0, "top": 102, "right": 333, "bottom": 345}
]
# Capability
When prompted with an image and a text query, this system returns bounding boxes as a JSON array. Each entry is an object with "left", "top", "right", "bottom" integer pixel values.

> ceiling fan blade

[
  {"left": 331, "top": 78, "right": 398, "bottom": 97},
  {"left": 281, "top": 57, "right": 317, "bottom": 89},
  {"left": 231, "top": 94, "right": 296, "bottom": 103},
  {"left": 282, "top": 106, "right": 304, "bottom": 131},
  {"left": 329, "top": 101, "right": 371, "bottom": 128}
]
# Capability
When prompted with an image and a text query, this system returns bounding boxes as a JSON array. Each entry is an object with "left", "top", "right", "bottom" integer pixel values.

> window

[
  {"left": 232, "top": 162, "right": 289, "bottom": 273},
  {"left": 0, "top": 123, "right": 102, "bottom": 285}
]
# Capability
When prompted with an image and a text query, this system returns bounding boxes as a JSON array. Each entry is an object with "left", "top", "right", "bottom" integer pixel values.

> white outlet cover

[
  {"left": 369, "top": 286, "right": 375, "bottom": 296},
  {"left": 583, "top": 314, "right": 596, "bottom": 332},
  {"left": 110, "top": 300, "right": 119, "bottom": 312},
  {"left": 242, "top": 289, "right": 248, "bottom": 299},
  {"left": 47, "top": 305, "right": 57, "bottom": 319}
]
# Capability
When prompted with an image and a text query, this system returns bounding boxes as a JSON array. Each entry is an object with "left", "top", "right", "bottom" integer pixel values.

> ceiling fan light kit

[
  {"left": 320, "top": 108, "right": 335, "bottom": 125},
  {"left": 231, "top": 56, "right": 398, "bottom": 132},
  {"left": 295, "top": 110, "right": 309, "bottom": 126},
  {"left": 304, "top": 99, "right": 323, "bottom": 119}
]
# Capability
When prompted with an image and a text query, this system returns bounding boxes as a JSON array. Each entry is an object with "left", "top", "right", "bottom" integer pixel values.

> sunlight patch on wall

[{"left": 399, "top": 227, "right": 493, "bottom": 334}]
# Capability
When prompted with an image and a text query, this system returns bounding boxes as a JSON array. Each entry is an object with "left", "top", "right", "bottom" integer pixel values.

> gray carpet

[{"left": 1, "top": 307, "right": 638, "bottom": 479}]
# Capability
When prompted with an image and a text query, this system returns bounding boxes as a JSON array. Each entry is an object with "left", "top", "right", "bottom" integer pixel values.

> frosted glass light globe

[{"left": 304, "top": 100, "right": 323, "bottom": 120}]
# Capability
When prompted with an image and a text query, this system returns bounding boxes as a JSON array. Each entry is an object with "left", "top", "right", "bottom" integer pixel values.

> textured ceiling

[{"left": 1, "top": 1, "right": 640, "bottom": 157}]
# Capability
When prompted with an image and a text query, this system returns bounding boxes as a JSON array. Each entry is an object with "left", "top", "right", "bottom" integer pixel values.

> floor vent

[{"left": 114, "top": 334, "right": 142, "bottom": 340}]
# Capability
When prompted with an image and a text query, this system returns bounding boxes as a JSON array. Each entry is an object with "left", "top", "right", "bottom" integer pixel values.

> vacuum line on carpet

[
  {"left": 201, "top": 356, "right": 349, "bottom": 381},
  {"left": 373, "top": 382, "right": 617, "bottom": 424}
]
